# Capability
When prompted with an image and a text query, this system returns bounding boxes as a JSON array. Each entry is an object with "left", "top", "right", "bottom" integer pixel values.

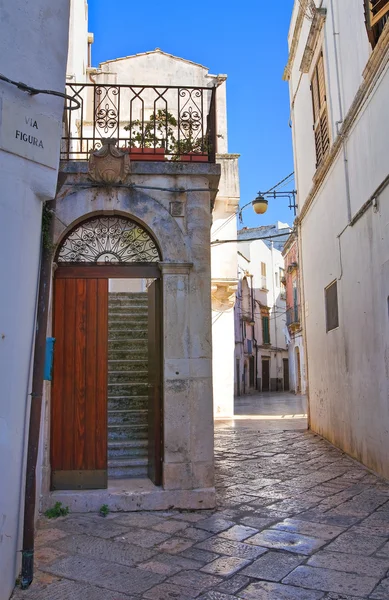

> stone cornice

[
  {"left": 159, "top": 262, "right": 193, "bottom": 275},
  {"left": 300, "top": 9, "right": 327, "bottom": 73},
  {"left": 283, "top": 1, "right": 309, "bottom": 81},
  {"left": 296, "top": 19, "right": 389, "bottom": 225}
]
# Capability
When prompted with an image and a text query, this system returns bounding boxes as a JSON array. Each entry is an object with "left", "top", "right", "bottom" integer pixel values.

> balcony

[
  {"left": 286, "top": 305, "right": 300, "bottom": 331},
  {"left": 61, "top": 83, "right": 216, "bottom": 162}
]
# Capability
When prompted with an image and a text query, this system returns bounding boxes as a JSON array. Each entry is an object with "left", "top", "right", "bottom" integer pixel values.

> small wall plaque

[{"left": 170, "top": 201, "right": 184, "bottom": 217}]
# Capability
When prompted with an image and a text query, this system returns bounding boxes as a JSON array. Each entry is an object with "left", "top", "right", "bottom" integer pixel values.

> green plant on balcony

[{"left": 124, "top": 109, "right": 177, "bottom": 152}]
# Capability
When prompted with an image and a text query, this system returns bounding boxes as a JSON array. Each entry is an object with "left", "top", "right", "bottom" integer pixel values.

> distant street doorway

[{"left": 261, "top": 358, "right": 270, "bottom": 392}]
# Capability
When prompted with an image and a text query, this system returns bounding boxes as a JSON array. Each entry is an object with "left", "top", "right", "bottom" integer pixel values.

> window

[
  {"left": 325, "top": 280, "right": 339, "bottom": 332},
  {"left": 261, "top": 262, "right": 267, "bottom": 290},
  {"left": 280, "top": 268, "right": 286, "bottom": 299},
  {"left": 311, "top": 52, "right": 330, "bottom": 168},
  {"left": 365, "top": 1, "right": 389, "bottom": 47},
  {"left": 262, "top": 315, "right": 270, "bottom": 344},
  {"left": 275, "top": 272, "right": 279, "bottom": 287}
]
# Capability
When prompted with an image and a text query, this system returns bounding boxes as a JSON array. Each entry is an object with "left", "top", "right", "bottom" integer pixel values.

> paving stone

[
  {"left": 198, "top": 592, "right": 237, "bottom": 600},
  {"left": 157, "top": 536, "right": 195, "bottom": 554},
  {"left": 114, "top": 527, "right": 171, "bottom": 548},
  {"left": 42, "top": 555, "right": 164, "bottom": 594},
  {"left": 245, "top": 529, "right": 326, "bottom": 555},
  {"left": 323, "top": 594, "right": 361, "bottom": 600},
  {"left": 180, "top": 526, "right": 214, "bottom": 541},
  {"left": 153, "top": 519, "right": 190, "bottom": 534},
  {"left": 195, "top": 517, "right": 237, "bottom": 533},
  {"left": 357, "top": 512, "right": 389, "bottom": 536},
  {"left": 138, "top": 553, "right": 203, "bottom": 575},
  {"left": 201, "top": 556, "right": 250, "bottom": 576},
  {"left": 11, "top": 579, "right": 136, "bottom": 599},
  {"left": 35, "top": 527, "right": 68, "bottom": 547},
  {"left": 369, "top": 577, "right": 389, "bottom": 599},
  {"left": 324, "top": 530, "right": 385, "bottom": 555},
  {"left": 143, "top": 582, "right": 200, "bottom": 599},
  {"left": 35, "top": 547, "right": 66, "bottom": 565},
  {"left": 180, "top": 547, "right": 221, "bottom": 564},
  {"left": 308, "top": 550, "right": 389, "bottom": 577},
  {"left": 219, "top": 525, "right": 258, "bottom": 541},
  {"left": 237, "top": 580, "right": 325, "bottom": 599},
  {"left": 241, "top": 551, "right": 305, "bottom": 581},
  {"left": 215, "top": 574, "right": 252, "bottom": 594},
  {"left": 167, "top": 570, "right": 222, "bottom": 592},
  {"left": 55, "top": 516, "right": 129, "bottom": 539},
  {"left": 196, "top": 537, "right": 268, "bottom": 559},
  {"left": 53, "top": 533, "right": 156, "bottom": 565},
  {"left": 375, "top": 540, "right": 389, "bottom": 557},
  {"left": 114, "top": 513, "right": 166, "bottom": 527},
  {"left": 239, "top": 516, "right": 279, "bottom": 529},
  {"left": 174, "top": 512, "right": 210, "bottom": 523},
  {"left": 283, "top": 565, "right": 378, "bottom": 596},
  {"left": 271, "top": 518, "right": 346, "bottom": 540}
]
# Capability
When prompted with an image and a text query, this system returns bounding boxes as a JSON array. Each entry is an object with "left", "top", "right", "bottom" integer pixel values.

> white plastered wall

[{"left": 0, "top": 1, "right": 70, "bottom": 597}]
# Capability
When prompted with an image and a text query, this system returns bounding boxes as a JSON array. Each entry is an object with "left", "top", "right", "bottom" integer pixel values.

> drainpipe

[
  {"left": 21, "top": 197, "right": 56, "bottom": 589},
  {"left": 329, "top": 0, "right": 352, "bottom": 222}
]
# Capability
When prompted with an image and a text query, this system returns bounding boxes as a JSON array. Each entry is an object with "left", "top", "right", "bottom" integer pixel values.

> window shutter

[
  {"left": 311, "top": 51, "right": 330, "bottom": 168},
  {"left": 365, "top": 0, "right": 389, "bottom": 47}
]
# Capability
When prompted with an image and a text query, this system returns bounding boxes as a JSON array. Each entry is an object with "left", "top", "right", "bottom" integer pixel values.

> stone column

[{"left": 159, "top": 261, "right": 214, "bottom": 494}]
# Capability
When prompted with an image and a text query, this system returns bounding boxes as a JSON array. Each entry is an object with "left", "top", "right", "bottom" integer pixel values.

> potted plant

[
  {"left": 174, "top": 135, "right": 210, "bottom": 162},
  {"left": 123, "top": 109, "right": 177, "bottom": 160}
]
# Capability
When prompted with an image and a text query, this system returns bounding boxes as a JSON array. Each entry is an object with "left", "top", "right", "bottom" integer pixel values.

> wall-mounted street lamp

[{"left": 239, "top": 189, "right": 298, "bottom": 222}]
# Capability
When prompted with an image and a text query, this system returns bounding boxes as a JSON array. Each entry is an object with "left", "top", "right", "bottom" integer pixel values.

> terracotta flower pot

[
  {"left": 126, "top": 147, "right": 166, "bottom": 161},
  {"left": 179, "top": 152, "right": 208, "bottom": 162}
]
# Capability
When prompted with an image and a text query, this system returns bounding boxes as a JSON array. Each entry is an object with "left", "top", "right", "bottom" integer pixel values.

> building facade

[
  {"left": 35, "top": 2, "right": 239, "bottom": 514},
  {"left": 234, "top": 224, "right": 291, "bottom": 395},
  {"left": 0, "top": 1, "right": 70, "bottom": 597},
  {"left": 282, "top": 231, "right": 307, "bottom": 394},
  {"left": 285, "top": 0, "right": 389, "bottom": 476}
]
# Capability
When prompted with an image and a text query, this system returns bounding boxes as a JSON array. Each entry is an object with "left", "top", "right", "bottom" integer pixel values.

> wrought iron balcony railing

[
  {"left": 61, "top": 83, "right": 217, "bottom": 162},
  {"left": 286, "top": 305, "right": 300, "bottom": 327}
]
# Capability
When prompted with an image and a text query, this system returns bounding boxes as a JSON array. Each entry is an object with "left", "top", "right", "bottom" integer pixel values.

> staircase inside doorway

[{"left": 108, "top": 291, "right": 148, "bottom": 478}]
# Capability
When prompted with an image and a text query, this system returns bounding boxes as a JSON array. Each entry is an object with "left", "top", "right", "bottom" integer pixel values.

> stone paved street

[{"left": 12, "top": 410, "right": 389, "bottom": 600}]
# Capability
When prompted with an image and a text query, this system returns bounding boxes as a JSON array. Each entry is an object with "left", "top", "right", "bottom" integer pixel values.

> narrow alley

[{"left": 12, "top": 395, "right": 389, "bottom": 600}]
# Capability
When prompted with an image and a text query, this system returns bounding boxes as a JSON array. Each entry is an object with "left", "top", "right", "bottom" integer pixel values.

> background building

[
  {"left": 285, "top": 0, "right": 389, "bottom": 476},
  {"left": 282, "top": 231, "right": 307, "bottom": 394},
  {"left": 235, "top": 223, "right": 291, "bottom": 395},
  {"left": 0, "top": 1, "right": 70, "bottom": 597}
]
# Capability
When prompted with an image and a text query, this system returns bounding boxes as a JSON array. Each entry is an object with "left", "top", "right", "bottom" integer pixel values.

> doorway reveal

[{"left": 51, "top": 215, "right": 162, "bottom": 490}]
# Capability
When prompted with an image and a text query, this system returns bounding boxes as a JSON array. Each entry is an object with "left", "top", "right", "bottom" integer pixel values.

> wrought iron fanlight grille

[{"left": 57, "top": 216, "right": 161, "bottom": 263}]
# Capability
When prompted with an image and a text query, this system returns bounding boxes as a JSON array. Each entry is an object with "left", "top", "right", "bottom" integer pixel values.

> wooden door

[
  {"left": 51, "top": 278, "right": 108, "bottom": 490},
  {"left": 283, "top": 358, "right": 290, "bottom": 391},
  {"left": 262, "top": 359, "right": 270, "bottom": 392},
  {"left": 148, "top": 279, "right": 163, "bottom": 485},
  {"left": 296, "top": 348, "right": 302, "bottom": 393}
]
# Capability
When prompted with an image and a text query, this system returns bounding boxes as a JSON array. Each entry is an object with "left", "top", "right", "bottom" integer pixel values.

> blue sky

[{"left": 89, "top": 0, "right": 295, "bottom": 229}]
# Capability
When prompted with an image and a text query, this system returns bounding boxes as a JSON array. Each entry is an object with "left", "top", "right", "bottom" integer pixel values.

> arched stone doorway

[{"left": 51, "top": 214, "right": 163, "bottom": 490}]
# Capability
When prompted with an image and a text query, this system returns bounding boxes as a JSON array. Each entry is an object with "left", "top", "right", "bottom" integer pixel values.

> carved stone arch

[
  {"left": 53, "top": 187, "right": 190, "bottom": 264},
  {"left": 55, "top": 213, "right": 161, "bottom": 264}
]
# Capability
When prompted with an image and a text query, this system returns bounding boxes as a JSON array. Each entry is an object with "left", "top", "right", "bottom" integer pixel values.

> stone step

[
  {"left": 109, "top": 312, "right": 148, "bottom": 321},
  {"left": 108, "top": 382, "right": 149, "bottom": 397},
  {"left": 108, "top": 320, "right": 148, "bottom": 330},
  {"left": 109, "top": 293, "right": 147, "bottom": 299},
  {"left": 107, "top": 439, "right": 148, "bottom": 459},
  {"left": 108, "top": 343, "right": 147, "bottom": 356},
  {"left": 109, "top": 329, "right": 147, "bottom": 341},
  {"left": 108, "top": 359, "right": 148, "bottom": 372},
  {"left": 108, "top": 396, "right": 148, "bottom": 411},
  {"left": 108, "top": 300, "right": 149, "bottom": 315},
  {"left": 108, "top": 409, "right": 148, "bottom": 426},
  {"left": 108, "top": 462, "right": 148, "bottom": 479},
  {"left": 108, "top": 423, "right": 148, "bottom": 441},
  {"left": 108, "top": 371, "right": 148, "bottom": 384}
]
